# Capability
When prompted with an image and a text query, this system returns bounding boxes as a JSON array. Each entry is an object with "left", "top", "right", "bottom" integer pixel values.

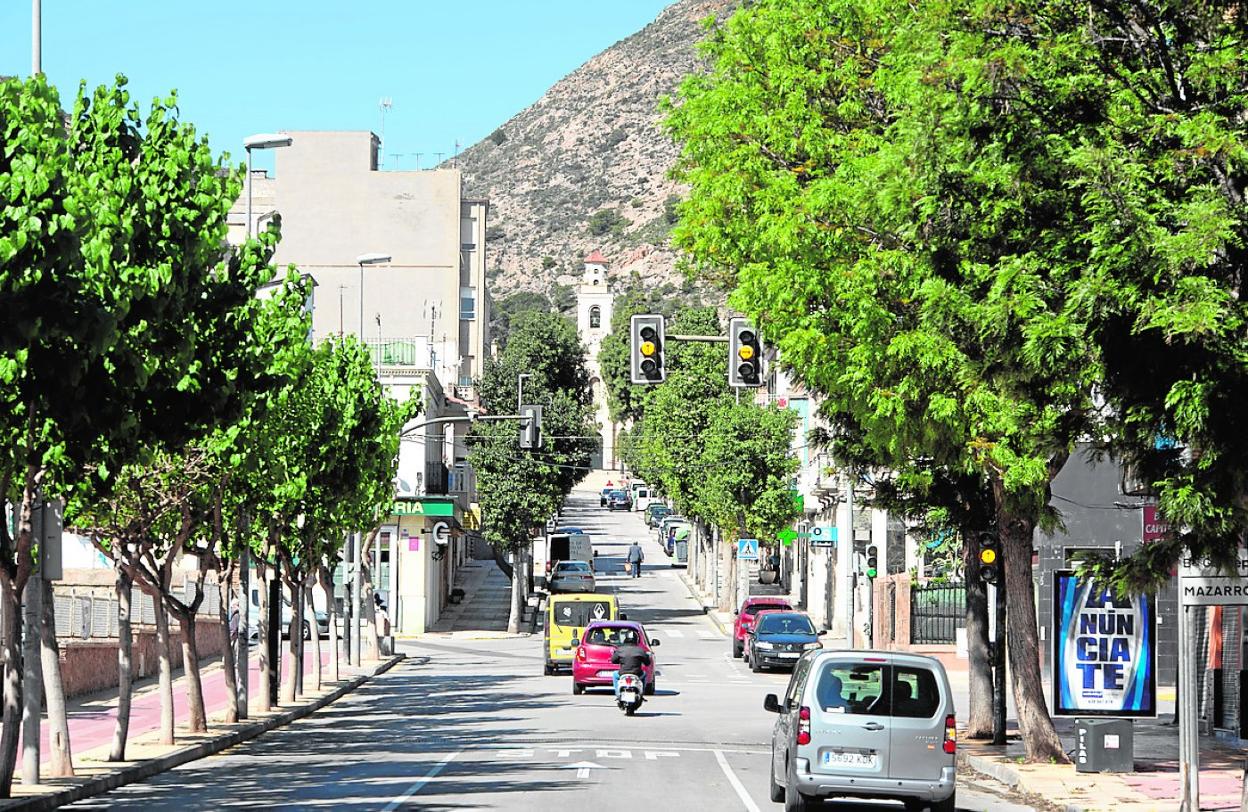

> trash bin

[
  {"left": 673, "top": 539, "right": 688, "bottom": 566},
  {"left": 1074, "top": 718, "right": 1134, "bottom": 773}
]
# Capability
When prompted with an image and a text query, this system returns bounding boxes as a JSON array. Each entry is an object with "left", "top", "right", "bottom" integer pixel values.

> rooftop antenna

[
  {"left": 414, "top": 152, "right": 423, "bottom": 170},
  {"left": 434, "top": 151, "right": 445, "bottom": 166},
  {"left": 378, "top": 97, "right": 393, "bottom": 168},
  {"left": 390, "top": 152, "right": 403, "bottom": 169},
  {"left": 453, "top": 139, "right": 460, "bottom": 168}
]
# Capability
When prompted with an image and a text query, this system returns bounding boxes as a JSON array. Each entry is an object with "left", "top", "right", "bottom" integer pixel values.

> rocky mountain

[{"left": 455, "top": 0, "right": 737, "bottom": 298}]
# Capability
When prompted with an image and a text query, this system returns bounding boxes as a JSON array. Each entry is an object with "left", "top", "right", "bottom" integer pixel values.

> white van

[
  {"left": 535, "top": 532, "right": 594, "bottom": 589},
  {"left": 633, "top": 486, "right": 653, "bottom": 512}
]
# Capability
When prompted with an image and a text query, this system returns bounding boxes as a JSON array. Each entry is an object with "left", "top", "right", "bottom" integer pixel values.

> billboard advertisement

[{"left": 1052, "top": 571, "right": 1157, "bottom": 717}]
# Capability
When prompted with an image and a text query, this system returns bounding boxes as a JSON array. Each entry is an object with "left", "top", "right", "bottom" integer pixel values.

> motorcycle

[{"left": 617, "top": 672, "right": 644, "bottom": 716}]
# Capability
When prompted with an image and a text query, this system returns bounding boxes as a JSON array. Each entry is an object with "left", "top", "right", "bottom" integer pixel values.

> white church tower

[{"left": 576, "top": 250, "right": 616, "bottom": 469}]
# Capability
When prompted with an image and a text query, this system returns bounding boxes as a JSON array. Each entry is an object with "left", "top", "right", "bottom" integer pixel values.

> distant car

[
  {"left": 280, "top": 601, "right": 330, "bottom": 640},
  {"left": 549, "top": 560, "right": 597, "bottom": 594},
  {"left": 655, "top": 515, "right": 686, "bottom": 547},
  {"left": 570, "top": 620, "right": 659, "bottom": 696},
  {"left": 606, "top": 490, "right": 632, "bottom": 511},
  {"left": 663, "top": 521, "right": 690, "bottom": 555},
  {"left": 600, "top": 487, "right": 614, "bottom": 507},
  {"left": 745, "top": 610, "right": 823, "bottom": 672},
  {"left": 645, "top": 503, "right": 672, "bottom": 528},
  {"left": 764, "top": 650, "right": 957, "bottom": 812},
  {"left": 554, "top": 526, "right": 586, "bottom": 535},
  {"left": 733, "top": 596, "right": 794, "bottom": 658}
]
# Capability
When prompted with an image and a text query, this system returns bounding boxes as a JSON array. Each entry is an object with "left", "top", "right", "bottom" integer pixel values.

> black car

[
  {"left": 606, "top": 490, "right": 632, "bottom": 511},
  {"left": 745, "top": 610, "right": 824, "bottom": 672}
]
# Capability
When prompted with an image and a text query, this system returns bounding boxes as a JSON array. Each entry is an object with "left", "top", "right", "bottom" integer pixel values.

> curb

[
  {"left": 677, "top": 573, "right": 729, "bottom": 636},
  {"left": 11, "top": 654, "right": 407, "bottom": 811},
  {"left": 958, "top": 752, "right": 1086, "bottom": 812}
]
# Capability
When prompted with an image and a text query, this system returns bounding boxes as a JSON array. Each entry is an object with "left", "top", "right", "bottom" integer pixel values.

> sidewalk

[
  {"left": 961, "top": 717, "right": 1244, "bottom": 811},
  {"left": 424, "top": 559, "right": 534, "bottom": 638},
  {"left": 8, "top": 642, "right": 401, "bottom": 809}
]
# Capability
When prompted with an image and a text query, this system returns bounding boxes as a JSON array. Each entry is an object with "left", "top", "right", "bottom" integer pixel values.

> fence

[
  {"left": 910, "top": 583, "right": 966, "bottom": 644},
  {"left": 52, "top": 580, "right": 223, "bottom": 641}
]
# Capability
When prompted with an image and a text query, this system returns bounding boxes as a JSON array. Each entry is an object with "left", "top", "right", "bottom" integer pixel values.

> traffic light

[
  {"left": 729, "top": 317, "right": 763, "bottom": 387},
  {"left": 865, "top": 545, "right": 879, "bottom": 579},
  {"left": 977, "top": 531, "right": 1000, "bottom": 584},
  {"left": 630, "top": 314, "right": 666, "bottom": 384},
  {"left": 519, "top": 404, "right": 543, "bottom": 449}
]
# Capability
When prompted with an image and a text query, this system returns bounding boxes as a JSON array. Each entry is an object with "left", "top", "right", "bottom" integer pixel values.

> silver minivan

[{"left": 763, "top": 650, "right": 957, "bottom": 812}]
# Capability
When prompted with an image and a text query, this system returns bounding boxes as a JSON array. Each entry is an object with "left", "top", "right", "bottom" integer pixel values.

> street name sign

[{"left": 1178, "top": 546, "right": 1248, "bottom": 606}]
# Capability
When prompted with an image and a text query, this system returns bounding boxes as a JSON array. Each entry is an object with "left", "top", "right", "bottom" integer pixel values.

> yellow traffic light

[
  {"left": 737, "top": 345, "right": 756, "bottom": 361},
  {"left": 979, "top": 548, "right": 997, "bottom": 565},
  {"left": 640, "top": 340, "right": 657, "bottom": 357}
]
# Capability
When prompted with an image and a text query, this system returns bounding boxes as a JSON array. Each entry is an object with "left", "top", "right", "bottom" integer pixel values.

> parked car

[
  {"left": 733, "top": 596, "right": 794, "bottom": 658},
  {"left": 655, "top": 515, "right": 687, "bottom": 550},
  {"left": 549, "top": 560, "right": 597, "bottom": 594},
  {"left": 600, "top": 487, "right": 614, "bottom": 507},
  {"left": 280, "top": 600, "right": 330, "bottom": 640},
  {"left": 745, "top": 610, "right": 823, "bottom": 672},
  {"left": 663, "top": 520, "right": 690, "bottom": 555},
  {"left": 763, "top": 650, "right": 957, "bottom": 812},
  {"left": 570, "top": 620, "right": 659, "bottom": 696},
  {"left": 606, "top": 490, "right": 632, "bottom": 511},
  {"left": 645, "top": 503, "right": 672, "bottom": 528}
]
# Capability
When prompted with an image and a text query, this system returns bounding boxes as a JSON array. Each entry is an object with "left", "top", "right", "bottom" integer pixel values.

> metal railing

[
  {"left": 52, "top": 581, "right": 223, "bottom": 640},
  {"left": 910, "top": 583, "right": 965, "bottom": 644},
  {"left": 364, "top": 337, "right": 433, "bottom": 368}
]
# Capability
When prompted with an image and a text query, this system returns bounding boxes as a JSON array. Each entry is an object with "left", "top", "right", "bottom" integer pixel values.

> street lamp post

[
  {"left": 241, "top": 132, "right": 292, "bottom": 719},
  {"left": 356, "top": 253, "right": 392, "bottom": 338}
]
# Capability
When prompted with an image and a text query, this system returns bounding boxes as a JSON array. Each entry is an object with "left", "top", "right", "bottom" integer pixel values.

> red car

[
  {"left": 570, "top": 621, "right": 659, "bottom": 696},
  {"left": 732, "top": 596, "right": 793, "bottom": 658}
]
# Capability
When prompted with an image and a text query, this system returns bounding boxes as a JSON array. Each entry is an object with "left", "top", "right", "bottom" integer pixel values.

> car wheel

[
  {"left": 751, "top": 653, "right": 763, "bottom": 673},
  {"left": 645, "top": 678, "right": 656, "bottom": 696},
  {"left": 572, "top": 682, "right": 584, "bottom": 695},
  {"left": 543, "top": 661, "right": 553, "bottom": 676},
  {"left": 931, "top": 791, "right": 955, "bottom": 812},
  {"left": 784, "top": 754, "right": 811, "bottom": 812},
  {"left": 769, "top": 747, "right": 785, "bottom": 803},
  {"left": 302, "top": 621, "right": 311, "bottom": 641},
  {"left": 732, "top": 640, "right": 743, "bottom": 658}
]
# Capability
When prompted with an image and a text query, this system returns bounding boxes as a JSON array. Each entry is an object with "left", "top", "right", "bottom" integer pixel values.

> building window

[
  {"left": 460, "top": 286, "right": 476, "bottom": 320},
  {"left": 589, "top": 306, "right": 601, "bottom": 329}
]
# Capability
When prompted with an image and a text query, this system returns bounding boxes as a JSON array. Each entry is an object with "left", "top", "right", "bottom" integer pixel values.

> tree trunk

[
  {"left": 218, "top": 568, "right": 238, "bottom": 725},
  {"left": 0, "top": 574, "right": 22, "bottom": 798},
  {"left": 963, "top": 527, "right": 994, "bottom": 740},
  {"left": 109, "top": 565, "right": 133, "bottom": 761},
  {"left": 360, "top": 565, "right": 379, "bottom": 660},
  {"left": 281, "top": 577, "right": 298, "bottom": 704},
  {"left": 176, "top": 611, "right": 207, "bottom": 734},
  {"left": 294, "top": 581, "right": 305, "bottom": 697},
  {"left": 154, "top": 597, "right": 174, "bottom": 745},
  {"left": 39, "top": 577, "right": 73, "bottom": 776},
  {"left": 507, "top": 550, "right": 524, "bottom": 634},
  {"left": 257, "top": 562, "right": 271, "bottom": 713},
  {"left": 319, "top": 567, "right": 340, "bottom": 683},
  {"left": 998, "top": 506, "right": 1069, "bottom": 763},
  {"left": 307, "top": 582, "right": 322, "bottom": 692},
  {"left": 719, "top": 537, "right": 735, "bottom": 613}
]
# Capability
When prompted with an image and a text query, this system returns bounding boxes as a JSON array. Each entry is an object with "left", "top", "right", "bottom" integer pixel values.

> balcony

[{"left": 364, "top": 337, "right": 433, "bottom": 368}]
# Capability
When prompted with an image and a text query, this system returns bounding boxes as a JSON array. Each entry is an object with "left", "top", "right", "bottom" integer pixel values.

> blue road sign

[{"left": 737, "top": 538, "right": 759, "bottom": 561}]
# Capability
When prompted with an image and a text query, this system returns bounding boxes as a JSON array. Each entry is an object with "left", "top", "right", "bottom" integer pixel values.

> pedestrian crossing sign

[{"left": 737, "top": 538, "right": 759, "bottom": 561}]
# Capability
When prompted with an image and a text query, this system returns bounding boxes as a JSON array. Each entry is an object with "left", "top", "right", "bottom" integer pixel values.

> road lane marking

[
  {"left": 697, "top": 630, "right": 718, "bottom": 639},
  {"left": 714, "top": 749, "right": 762, "bottom": 812},
  {"left": 562, "top": 760, "right": 605, "bottom": 779},
  {"left": 664, "top": 629, "right": 685, "bottom": 638},
  {"left": 381, "top": 750, "right": 460, "bottom": 811}
]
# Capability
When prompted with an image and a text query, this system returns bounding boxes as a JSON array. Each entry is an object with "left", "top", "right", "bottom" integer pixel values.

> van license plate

[{"left": 821, "top": 751, "right": 877, "bottom": 769}]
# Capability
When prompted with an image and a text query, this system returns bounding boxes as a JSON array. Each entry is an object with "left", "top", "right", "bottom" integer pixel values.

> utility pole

[{"left": 32, "top": 0, "right": 41, "bottom": 75}]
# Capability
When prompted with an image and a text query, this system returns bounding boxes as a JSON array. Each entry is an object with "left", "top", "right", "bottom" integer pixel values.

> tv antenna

[
  {"left": 453, "top": 139, "right": 460, "bottom": 167},
  {"left": 390, "top": 152, "right": 403, "bottom": 169},
  {"left": 378, "top": 97, "right": 393, "bottom": 168},
  {"left": 434, "top": 151, "right": 445, "bottom": 165},
  {"left": 414, "top": 152, "right": 423, "bottom": 171}
]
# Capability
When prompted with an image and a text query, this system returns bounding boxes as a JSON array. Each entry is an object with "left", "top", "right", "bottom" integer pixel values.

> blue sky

[{"left": 1, "top": 1, "right": 673, "bottom": 171}]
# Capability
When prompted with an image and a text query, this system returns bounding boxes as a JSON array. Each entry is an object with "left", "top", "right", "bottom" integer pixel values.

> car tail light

[
  {"left": 796, "top": 706, "right": 811, "bottom": 745},
  {"left": 943, "top": 714, "right": 957, "bottom": 754},
  {"left": 576, "top": 646, "right": 587, "bottom": 662}
]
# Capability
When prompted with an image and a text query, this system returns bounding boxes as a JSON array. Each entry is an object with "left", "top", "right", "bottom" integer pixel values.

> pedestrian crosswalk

[{"left": 649, "top": 628, "right": 721, "bottom": 640}]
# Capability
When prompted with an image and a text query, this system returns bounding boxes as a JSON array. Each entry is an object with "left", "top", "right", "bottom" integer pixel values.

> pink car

[
  {"left": 732, "top": 596, "right": 793, "bottom": 658},
  {"left": 570, "top": 621, "right": 659, "bottom": 696}
]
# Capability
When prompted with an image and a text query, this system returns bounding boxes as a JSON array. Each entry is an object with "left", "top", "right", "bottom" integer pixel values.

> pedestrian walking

[
  {"left": 626, "top": 541, "right": 644, "bottom": 578},
  {"left": 228, "top": 599, "right": 240, "bottom": 646}
]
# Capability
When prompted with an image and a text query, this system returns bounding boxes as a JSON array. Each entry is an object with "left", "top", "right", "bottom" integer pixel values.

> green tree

[
  {"left": 664, "top": 0, "right": 1098, "bottom": 760},
  {"left": 469, "top": 311, "right": 596, "bottom": 631},
  {"left": 490, "top": 290, "right": 553, "bottom": 351},
  {"left": 0, "top": 75, "right": 295, "bottom": 790}
]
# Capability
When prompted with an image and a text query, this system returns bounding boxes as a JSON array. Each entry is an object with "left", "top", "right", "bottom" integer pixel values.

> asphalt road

[{"left": 69, "top": 484, "right": 1037, "bottom": 811}]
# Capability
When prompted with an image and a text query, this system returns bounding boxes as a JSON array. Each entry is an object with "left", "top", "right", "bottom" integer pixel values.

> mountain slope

[{"left": 456, "top": 0, "right": 736, "bottom": 296}]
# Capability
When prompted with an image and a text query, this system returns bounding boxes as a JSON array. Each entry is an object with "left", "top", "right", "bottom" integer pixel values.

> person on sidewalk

[
  {"left": 626, "top": 541, "right": 644, "bottom": 578},
  {"left": 228, "top": 599, "right": 240, "bottom": 646}
]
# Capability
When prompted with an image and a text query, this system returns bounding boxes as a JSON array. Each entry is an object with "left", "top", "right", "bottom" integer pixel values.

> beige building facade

[{"left": 575, "top": 251, "right": 616, "bottom": 468}]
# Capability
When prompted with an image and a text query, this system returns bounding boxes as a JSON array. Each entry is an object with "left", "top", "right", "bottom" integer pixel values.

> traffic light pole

[{"left": 992, "top": 583, "right": 1007, "bottom": 745}]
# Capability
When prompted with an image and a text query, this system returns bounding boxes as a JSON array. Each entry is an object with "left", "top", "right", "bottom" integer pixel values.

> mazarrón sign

[{"left": 1179, "top": 546, "right": 1248, "bottom": 606}]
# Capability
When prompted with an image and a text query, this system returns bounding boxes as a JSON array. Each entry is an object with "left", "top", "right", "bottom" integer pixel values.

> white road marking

[
  {"left": 664, "top": 629, "right": 685, "bottom": 638},
  {"left": 697, "top": 630, "right": 718, "bottom": 639},
  {"left": 645, "top": 751, "right": 680, "bottom": 760},
  {"left": 562, "top": 760, "right": 605, "bottom": 779},
  {"left": 713, "top": 749, "right": 762, "bottom": 812},
  {"left": 381, "top": 750, "right": 460, "bottom": 811}
]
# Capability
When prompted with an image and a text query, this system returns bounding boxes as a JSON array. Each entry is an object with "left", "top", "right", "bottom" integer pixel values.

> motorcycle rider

[{"left": 610, "top": 629, "right": 652, "bottom": 700}]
